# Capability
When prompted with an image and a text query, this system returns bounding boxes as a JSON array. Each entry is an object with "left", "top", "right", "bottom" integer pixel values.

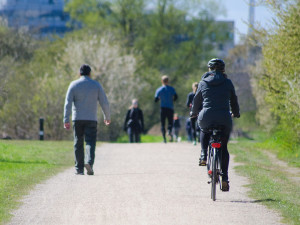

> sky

[
  {"left": 216, "top": 0, "right": 275, "bottom": 44},
  {"left": 0, "top": 0, "right": 275, "bottom": 44}
]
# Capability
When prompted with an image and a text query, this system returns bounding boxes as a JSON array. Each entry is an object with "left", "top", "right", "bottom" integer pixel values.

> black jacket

[
  {"left": 124, "top": 108, "right": 144, "bottom": 132},
  {"left": 186, "top": 92, "right": 195, "bottom": 108},
  {"left": 191, "top": 71, "right": 240, "bottom": 133},
  {"left": 173, "top": 119, "right": 181, "bottom": 129}
]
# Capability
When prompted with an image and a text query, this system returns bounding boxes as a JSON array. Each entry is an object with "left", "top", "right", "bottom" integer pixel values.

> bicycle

[{"left": 206, "top": 126, "right": 224, "bottom": 201}]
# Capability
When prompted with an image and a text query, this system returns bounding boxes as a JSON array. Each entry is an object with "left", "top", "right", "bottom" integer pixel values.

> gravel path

[{"left": 8, "top": 143, "right": 283, "bottom": 225}]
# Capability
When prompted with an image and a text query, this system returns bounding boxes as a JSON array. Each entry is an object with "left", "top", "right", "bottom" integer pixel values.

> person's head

[
  {"left": 192, "top": 82, "right": 198, "bottom": 93},
  {"left": 174, "top": 113, "right": 178, "bottom": 120},
  {"left": 161, "top": 75, "right": 169, "bottom": 85},
  {"left": 131, "top": 99, "right": 138, "bottom": 108},
  {"left": 80, "top": 64, "right": 91, "bottom": 76},
  {"left": 207, "top": 58, "right": 225, "bottom": 72}
]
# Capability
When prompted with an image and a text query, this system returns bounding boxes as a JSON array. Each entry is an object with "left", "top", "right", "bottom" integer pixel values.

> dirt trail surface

[{"left": 8, "top": 143, "right": 283, "bottom": 225}]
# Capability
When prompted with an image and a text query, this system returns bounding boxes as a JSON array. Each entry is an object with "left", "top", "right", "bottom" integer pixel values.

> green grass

[
  {"left": 0, "top": 140, "right": 73, "bottom": 225},
  {"left": 255, "top": 135, "right": 300, "bottom": 168},
  {"left": 115, "top": 134, "right": 164, "bottom": 143},
  {"left": 233, "top": 111, "right": 258, "bottom": 132},
  {"left": 229, "top": 139, "right": 300, "bottom": 225}
]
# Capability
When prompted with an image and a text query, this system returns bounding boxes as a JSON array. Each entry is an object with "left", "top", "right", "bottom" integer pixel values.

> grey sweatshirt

[{"left": 63, "top": 76, "right": 110, "bottom": 123}]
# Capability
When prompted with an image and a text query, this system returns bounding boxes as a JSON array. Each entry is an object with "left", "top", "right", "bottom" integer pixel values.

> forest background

[{"left": 0, "top": 0, "right": 299, "bottom": 155}]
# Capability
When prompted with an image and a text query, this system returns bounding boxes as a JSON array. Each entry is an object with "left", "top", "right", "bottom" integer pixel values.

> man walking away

[
  {"left": 64, "top": 64, "right": 111, "bottom": 175},
  {"left": 155, "top": 75, "right": 178, "bottom": 143}
]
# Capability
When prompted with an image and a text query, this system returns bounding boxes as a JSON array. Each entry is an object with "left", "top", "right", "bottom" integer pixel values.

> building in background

[
  {"left": 214, "top": 21, "right": 235, "bottom": 58},
  {"left": 0, "top": 0, "right": 69, "bottom": 36}
]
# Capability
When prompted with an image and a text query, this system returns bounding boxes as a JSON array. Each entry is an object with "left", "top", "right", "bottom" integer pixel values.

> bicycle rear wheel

[
  {"left": 207, "top": 147, "right": 212, "bottom": 172},
  {"left": 211, "top": 148, "right": 218, "bottom": 201}
]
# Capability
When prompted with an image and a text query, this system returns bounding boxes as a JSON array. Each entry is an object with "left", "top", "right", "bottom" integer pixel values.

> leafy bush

[{"left": 260, "top": 2, "right": 300, "bottom": 142}]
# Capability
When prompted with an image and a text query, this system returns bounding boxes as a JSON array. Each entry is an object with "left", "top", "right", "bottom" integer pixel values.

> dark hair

[{"left": 80, "top": 64, "right": 91, "bottom": 76}]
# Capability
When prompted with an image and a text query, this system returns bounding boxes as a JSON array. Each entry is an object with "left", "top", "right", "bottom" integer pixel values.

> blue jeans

[{"left": 73, "top": 120, "right": 97, "bottom": 172}]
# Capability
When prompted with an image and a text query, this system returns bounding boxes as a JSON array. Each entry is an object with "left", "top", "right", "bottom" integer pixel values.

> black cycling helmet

[{"left": 207, "top": 58, "right": 225, "bottom": 71}]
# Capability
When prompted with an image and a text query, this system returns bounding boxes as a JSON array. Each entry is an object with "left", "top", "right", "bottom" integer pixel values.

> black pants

[
  {"left": 200, "top": 130, "right": 230, "bottom": 180},
  {"left": 128, "top": 127, "right": 141, "bottom": 143},
  {"left": 191, "top": 117, "right": 197, "bottom": 141},
  {"left": 160, "top": 107, "right": 174, "bottom": 137},
  {"left": 73, "top": 120, "right": 97, "bottom": 172}
]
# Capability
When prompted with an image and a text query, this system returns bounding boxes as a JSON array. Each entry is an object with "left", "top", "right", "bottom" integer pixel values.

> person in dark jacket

[
  {"left": 190, "top": 58, "right": 240, "bottom": 192},
  {"left": 185, "top": 118, "right": 192, "bottom": 141},
  {"left": 186, "top": 82, "right": 199, "bottom": 145},
  {"left": 124, "top": 99, "right": 144, "bottom": 143}
]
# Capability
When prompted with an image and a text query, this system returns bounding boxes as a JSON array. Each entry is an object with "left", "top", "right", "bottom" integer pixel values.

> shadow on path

[{"left": 229, "top": 198, "right": 277, "bottom": 204}]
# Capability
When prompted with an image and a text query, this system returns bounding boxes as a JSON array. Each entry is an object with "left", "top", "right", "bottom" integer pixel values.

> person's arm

[
  {"left": 98, "top": 83, "right": 111, "bottom": 123},
  {"left": 186, "top": 94, "right": 191, "bottom": 108},
  {"left": 173, "top": 93, "right": 178, "bottom": 101},
  {"left": 190, "top": 82, "right": 203, "bottom": 117},
  {"left": 63, "top": 84, "right": 74, "bottom": 129},
  {"left": 124, "top": 110, "right": 130, "bottom": 131},
  {"left": 173, "top": 88, "right": 178, "bottom": 101},
  {"left": 140, "top": 109, "right": 144, "bottom": 132},
  {"left": 154, "top": 88, "right": 160, "bottom": 103},
  {"left": 229, "top": 80, "right": 240, "bottom": 118}
]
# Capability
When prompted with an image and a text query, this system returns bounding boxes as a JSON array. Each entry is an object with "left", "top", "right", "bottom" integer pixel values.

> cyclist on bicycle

[{"left": 190, "top": 58, "right": 240, "bottom": 191}]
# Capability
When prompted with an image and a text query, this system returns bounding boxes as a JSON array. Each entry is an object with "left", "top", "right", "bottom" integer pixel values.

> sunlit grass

[
  {"left": 0, "top": 140, "right": 73, "bottom": 224},
  {"left": 229, "top": 140, "right": 300, "bottom": 225},
  {"left": 115, "top": 134, "right": 164, "bottom": 143}
]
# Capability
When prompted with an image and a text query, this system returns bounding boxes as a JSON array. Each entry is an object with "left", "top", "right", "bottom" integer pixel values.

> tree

[
  {"left": 0, "top": 29, "right": 149, "bottom": 140},
  {"left": 258, "top": 1, "right": 300, "bottom": 142},
  {"left": 65, "top": 0, "right": 232, "bottom": 129}
]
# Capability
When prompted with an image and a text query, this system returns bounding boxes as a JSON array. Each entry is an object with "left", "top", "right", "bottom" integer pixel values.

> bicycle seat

[{"left": 207, "top": 125, "right": 225, "bottom": 134}]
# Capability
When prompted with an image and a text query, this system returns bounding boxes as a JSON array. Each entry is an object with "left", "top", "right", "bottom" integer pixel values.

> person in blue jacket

[
  {"left": 190, "top": 58, "right": 240, "bottom": 191},
  {"left": 155, "top": 75, "right": 178, "bottom": 143}
]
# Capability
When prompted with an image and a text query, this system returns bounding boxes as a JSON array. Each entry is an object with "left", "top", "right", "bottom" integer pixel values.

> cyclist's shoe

[
  {"left": 199, "top": 159, "right": 207, "bottom": 166},
  {"left": 221, "top": 180, "right": 230, "bottom": 192},
  {"left": 84, "top": 163, "right": 94, "bottom": 175}
]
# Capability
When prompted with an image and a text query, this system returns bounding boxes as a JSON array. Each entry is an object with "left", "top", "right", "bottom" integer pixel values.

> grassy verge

[
  {"left": 0, "top": 140, "right": 73, "bottom": 225},
  {"left": 255, "top": 136, "right": 300, "bottom": 168},
  {"left": 116, "top": 134, "right": 188, "bottom": 143},
  {"left": 116, "top": 134, "right": 163, "bottom": 143},
  {"left": 229, "top": 139, "right": 300, "bottom": 225}
]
